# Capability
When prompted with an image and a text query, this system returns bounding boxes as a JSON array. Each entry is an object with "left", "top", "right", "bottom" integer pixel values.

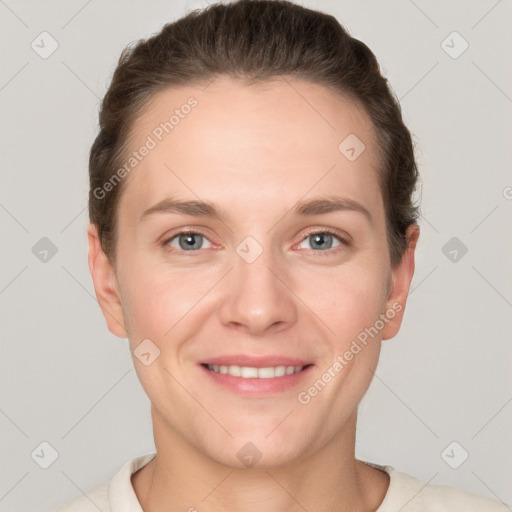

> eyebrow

[
  {"left": 139, "top": 196, "right": 372, "bottom": 223},
  {"left": 139, "top": 198, "right": 225, "bottom": 222},
  {"left": 293, "top": 197, "right": 372, "bottom": 223}
]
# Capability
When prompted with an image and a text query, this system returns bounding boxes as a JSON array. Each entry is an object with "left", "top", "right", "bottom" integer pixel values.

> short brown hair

[{"left": 89, "top": 0, "right": 419, "bottom": 267}]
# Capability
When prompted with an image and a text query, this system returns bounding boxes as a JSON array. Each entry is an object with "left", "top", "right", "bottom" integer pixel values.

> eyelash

[{"left": 162, "top": 228, "right": 350, "bottom": 256}]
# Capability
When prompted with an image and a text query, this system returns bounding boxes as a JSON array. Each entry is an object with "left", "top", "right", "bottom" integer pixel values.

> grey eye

[
  {"left": 299, "top": 232, "right": 341, "bottom": 251},
  {"left": 169, "top": 233, "right": 212, "bottom": 251}
]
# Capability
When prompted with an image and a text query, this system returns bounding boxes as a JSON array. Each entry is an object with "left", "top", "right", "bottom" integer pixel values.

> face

[{"left": 89, "top": 76, "right": 418, "bottom": 469}]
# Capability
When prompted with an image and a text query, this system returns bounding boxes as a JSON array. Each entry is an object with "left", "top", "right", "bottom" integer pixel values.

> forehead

[{"left": 119, "top": 76, "right": 383, "bottom": 221}]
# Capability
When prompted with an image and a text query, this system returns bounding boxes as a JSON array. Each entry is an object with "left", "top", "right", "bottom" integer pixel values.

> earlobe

[
  {"left": 87, "top": 223, "right": 128, "bottom": 338},
  {"left": 382, "top": 223, "right": 420, "bottom": 340}
]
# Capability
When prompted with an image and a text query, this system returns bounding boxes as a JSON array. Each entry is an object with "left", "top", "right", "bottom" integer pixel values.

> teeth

[
  {"left": 207, "top": 364, "right": 304, "bottom": 378},
  {"left": 274, "top": 365, "right": 286, "bottom": 377},
  {"left": 241, "top": 366, "right": 258, "bottom": 378}
]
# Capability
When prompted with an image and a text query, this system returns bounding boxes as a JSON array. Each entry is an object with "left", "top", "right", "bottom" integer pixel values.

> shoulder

[
  {"left": 57, "top": 452, "right": 156, "bottom": 512},
  {"left": 57, "top": 479, "right": 109, "bottom": 512},
  {"left": 367, "top": 462, "right": 510, "bottom": 512}
]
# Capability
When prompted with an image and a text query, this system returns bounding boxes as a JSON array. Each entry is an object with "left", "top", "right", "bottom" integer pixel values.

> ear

[
  {"left": 381, "top": 223, "right": 420, "bottom": 340},
  {"left": 87, "top": 223, "right": 128, "bottom": 338}
]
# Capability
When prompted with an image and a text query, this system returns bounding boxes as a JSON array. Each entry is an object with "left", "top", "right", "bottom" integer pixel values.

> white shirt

[{"left": 57, "top": 453, "right": 508, "bottom": 511}]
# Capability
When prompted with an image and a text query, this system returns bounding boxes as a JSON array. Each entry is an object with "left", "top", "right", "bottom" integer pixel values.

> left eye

[
  {"left": 167, "top": 232, "right": 213, "bottom": 251},
  {"left": 298, "top": 231, "right": 342, "bottom": 251}
]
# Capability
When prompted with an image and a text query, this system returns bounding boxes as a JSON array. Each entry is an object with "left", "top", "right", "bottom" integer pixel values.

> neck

[{"left": 132, "top": 408, "right": 389, "bottom": 512}]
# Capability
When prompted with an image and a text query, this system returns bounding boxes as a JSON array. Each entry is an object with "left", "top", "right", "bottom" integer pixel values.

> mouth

[
  {"left": 199, "top": 358, "right": 314, "bottom": 396},
  {"left": 203, "top": 363, "right": 312, "bottom": 379}
]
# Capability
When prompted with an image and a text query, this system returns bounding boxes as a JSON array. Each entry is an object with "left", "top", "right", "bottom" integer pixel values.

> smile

[{"left": 205, "top": 364, "right": 306, "bottom": 379}]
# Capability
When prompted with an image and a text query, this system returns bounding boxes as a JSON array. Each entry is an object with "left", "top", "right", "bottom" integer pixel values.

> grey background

[{"left": 1, "top": 0, "right": 511, "bottom": 510}]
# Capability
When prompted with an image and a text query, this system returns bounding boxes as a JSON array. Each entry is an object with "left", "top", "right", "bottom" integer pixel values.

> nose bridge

[
  {"left": 236, "top": 237, "right": 279, "bottom": 289},
  {"left": 219, "top": 233, "right": 297, "bottom": 334}
]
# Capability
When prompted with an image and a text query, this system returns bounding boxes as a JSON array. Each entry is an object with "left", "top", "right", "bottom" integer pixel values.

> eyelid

[
  {"left": 161, "top": 228, "right": 217, "bottom": 253},
  {"left": 299, "top": 227, "right": 351, "bottom": 244},
  {"left": 294, "top": 227, "right": 351, "bottom": 253}
]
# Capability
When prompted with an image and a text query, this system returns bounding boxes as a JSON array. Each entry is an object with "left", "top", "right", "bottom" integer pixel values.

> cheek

[
  {"left": 119, "top": 257, "right": 219, "bottom": 343},
  {"left": 119, "top": 244, "right": 390, "bottom": 349},
  {"left": 116, "top": 258, "right": 169, "bottom": 341},
  {"left": 295, "top": 263, "right": 389, "bottom": 341}
]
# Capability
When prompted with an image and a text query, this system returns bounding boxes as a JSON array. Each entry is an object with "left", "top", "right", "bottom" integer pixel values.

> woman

[{"left": 59, "top": 1, "right": 505, "bottom": 510}]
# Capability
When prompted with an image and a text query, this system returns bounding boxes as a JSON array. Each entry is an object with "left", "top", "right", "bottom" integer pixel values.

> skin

[{"left": 88, "top": 76, "right": 419, "bottom": 512}]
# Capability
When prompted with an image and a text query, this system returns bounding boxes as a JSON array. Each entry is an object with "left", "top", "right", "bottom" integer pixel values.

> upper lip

[{"left": 201, "top": 355, "right": 312, "bottom": 368}]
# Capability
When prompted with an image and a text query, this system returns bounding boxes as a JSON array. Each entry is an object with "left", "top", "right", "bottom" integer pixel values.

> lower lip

[{"left": 199, "top": 364, "right": 314, "bottom": 396}]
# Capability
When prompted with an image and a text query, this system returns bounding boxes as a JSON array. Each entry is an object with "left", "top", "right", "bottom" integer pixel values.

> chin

[{"left": 204, "top": 438, "right": 309, "bottom": 470}]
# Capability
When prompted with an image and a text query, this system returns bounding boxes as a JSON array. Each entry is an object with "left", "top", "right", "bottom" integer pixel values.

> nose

[{"left": 218, "top": 241, "right": 298, "bottom": 336}]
